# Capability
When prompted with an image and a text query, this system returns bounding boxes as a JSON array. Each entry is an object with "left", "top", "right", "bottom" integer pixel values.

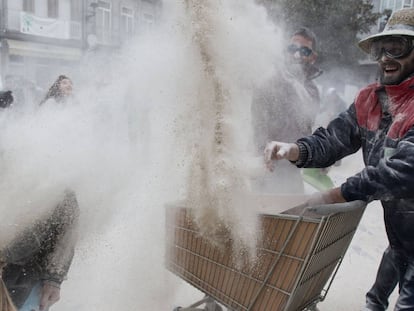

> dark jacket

[
  {"left": 296, "top": 76, "right": 414, "bottom": 257},
  {"left": 251, "top": 64, "right": 321, "bottom": 152},
  {"left": 0, "top": 190, "right": 79, "bottom": 307}
]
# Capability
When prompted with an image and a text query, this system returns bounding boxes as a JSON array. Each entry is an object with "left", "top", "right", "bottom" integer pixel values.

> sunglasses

[
  {"left": 370, "top": 36, "right": 414, "bottom": 61},
  {"left": 287, "top": 44, "right": 313, "bottom": 57}
]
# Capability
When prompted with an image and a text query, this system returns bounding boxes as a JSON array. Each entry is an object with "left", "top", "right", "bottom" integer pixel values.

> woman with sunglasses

[{"left": 264, "top": 8, "right": 414, "bottom": 311}]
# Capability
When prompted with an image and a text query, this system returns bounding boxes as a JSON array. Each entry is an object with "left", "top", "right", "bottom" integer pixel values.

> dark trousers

[
  {"left": 366, "top": 247, "right": 398, "bottom": 310},
  {"left": 366, "top": 247, "right": 414, "bottom": 311},
  {"left": 2, "top": 263, "right": 39, "bottom": 308}
]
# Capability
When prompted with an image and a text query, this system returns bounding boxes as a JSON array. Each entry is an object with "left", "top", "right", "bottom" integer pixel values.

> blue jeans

[{"left": 19, "top": 282, "right": 49, "bottom": 311}]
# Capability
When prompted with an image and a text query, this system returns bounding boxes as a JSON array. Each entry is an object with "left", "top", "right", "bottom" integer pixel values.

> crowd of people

[{"left": 0, "top": 75, "right": 78, "bottom": 311}]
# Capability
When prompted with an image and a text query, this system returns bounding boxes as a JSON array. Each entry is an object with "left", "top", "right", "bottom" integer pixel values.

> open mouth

[{"left": 383, "top": 64, "right": 399, "bottom": 74}]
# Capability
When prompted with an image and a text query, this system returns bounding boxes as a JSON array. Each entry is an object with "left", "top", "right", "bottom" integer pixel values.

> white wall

[{"left": 60, "top": 0, "right": 71, "bottom": 21}]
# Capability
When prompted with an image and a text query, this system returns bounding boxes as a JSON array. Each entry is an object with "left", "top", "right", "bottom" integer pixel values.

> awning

[{"left": 7, "top": 39, "right": 82, "bottom": 61}]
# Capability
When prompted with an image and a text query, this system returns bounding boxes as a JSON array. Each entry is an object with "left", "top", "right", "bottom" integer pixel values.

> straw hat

[{"left": 359, "top": 8, "right": 414, "bottom": 53}]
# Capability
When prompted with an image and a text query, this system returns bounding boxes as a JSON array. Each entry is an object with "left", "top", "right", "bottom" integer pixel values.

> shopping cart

[{"left": 166, "top": 197, "right": 366, "bottom": 311}]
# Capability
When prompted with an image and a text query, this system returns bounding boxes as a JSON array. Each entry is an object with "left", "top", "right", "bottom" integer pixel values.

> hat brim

[{"left": 358, "top": 29, "right": 414, "bottom": 53}]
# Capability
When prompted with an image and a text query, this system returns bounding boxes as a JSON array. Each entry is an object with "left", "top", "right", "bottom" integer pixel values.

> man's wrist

[
  {"left": 326, "top": 187, "right": 346, "bottom": 203},
  {"left": 288, "top": 143, "right": 299, "bottom": 161},
  {"left": 290, "top": 142, "right": 308, "bottom": 167}
]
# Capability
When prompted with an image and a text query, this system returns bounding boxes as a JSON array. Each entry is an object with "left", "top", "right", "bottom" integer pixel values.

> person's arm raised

[{"left": 264, "top": 141, "right": 299, "bottom": 172}]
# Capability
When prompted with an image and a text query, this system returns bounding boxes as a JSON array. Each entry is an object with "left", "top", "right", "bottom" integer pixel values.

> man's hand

[
  {"left": 306, "top": 187, "right": 346, "bottom": 206},
  {"left": 264, "top": 141, "right": 299, "bottom": 171},
  {"left": 39, "top": 282, "right": 60, "bottom": 311}
]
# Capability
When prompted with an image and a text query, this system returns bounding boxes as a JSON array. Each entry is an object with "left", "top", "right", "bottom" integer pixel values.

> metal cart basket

[{"left": 166, "top": 198, "right": 366, "bottom": 311}]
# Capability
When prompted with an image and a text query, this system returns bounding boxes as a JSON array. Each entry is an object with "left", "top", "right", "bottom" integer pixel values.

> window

[
  {"left": 98, "top": 0, "right": 111, "bottom": 10},
  {"left": 48, "top": 0, "right": 59, "bottom": 18},
  {"left": 381, "top": 0, "right": 395, "bottom": 10},
  {"left": 143, "top": 13, "right": 154, "bottom": 24},
  {"left": 404, "top": 0, "right": 413, "bottom": 7},
  {"left": 71, "top": 0, "right": 82, "bottom": 21},
  {"left": 121, "top": 7, "right": 134, "bottom": 35},
  {"left": 96, "top": 0, "right": 112, "bottom": 42},
  {"left": 23, "top": 0, "right": 35, "bottom": 13}
]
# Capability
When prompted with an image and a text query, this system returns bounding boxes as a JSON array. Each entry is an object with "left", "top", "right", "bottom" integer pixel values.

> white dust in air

[
  {"left": 178, "top": 0, "right": 280, "bottom": 258},
  {"left": 0, "top": 0, "right": 304, "bottom": 310}
]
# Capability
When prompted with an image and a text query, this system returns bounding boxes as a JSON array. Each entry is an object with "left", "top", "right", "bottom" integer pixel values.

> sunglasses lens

[
  {"left": 299, "top": 47, "right": 313, "bottom": 57},
  {"left": 287, "top": 45, "right": 313, "bottom": 57},
  {"left": 370, "top": 37, "right": 412, "bottom": 60}
]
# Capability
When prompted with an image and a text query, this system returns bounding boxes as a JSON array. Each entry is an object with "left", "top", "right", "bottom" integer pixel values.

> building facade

[
  {"left": 0, "top": 0, "right": 160, "bottom": 94},
  {"left": 84, "top": 0, "right": 161, "bottom": 51},
  {"left": 379, "top": 0, "right": 414, "bottom": 11}
]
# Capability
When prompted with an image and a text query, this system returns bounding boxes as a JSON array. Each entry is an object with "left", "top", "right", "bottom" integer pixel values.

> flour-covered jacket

[
  {"left": 251, "top": 64, "right": 321, "bottom": 152},
  {"left": 0, "top": 190, "right": 79, "bottom": 307},
  {"left": 296, "top": 75, "right": 414, "bottom": 256}
]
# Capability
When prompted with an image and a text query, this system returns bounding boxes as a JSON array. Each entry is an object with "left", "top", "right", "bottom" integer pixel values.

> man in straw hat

[{"left": 263, "top": 7, "right": 414, "bottom": 310}]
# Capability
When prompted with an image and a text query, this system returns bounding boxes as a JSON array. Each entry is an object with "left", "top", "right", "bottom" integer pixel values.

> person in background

[
  {"left": 263, "top": 8, "right": 414, "bottom": 310},
  {"left": 0, "top": 190, "right": 79, "bottom": 311},
  {"left": 0, "top": 91, "right": 14, "bottom": 109},
  {"left": 0, "top": 74, "right": 79, "bottom": 311},
  {"left": 40, "top": 75, "right": 73, "bottom": 106},
  {"left": 251, "top": 26, "right": 322, "bottom": 193},
  {"left": 0, "top": 91, "right": 17, "bottom": 311},
  {"left": 3, "top": 75, "right": 25, "bottom": 109}
]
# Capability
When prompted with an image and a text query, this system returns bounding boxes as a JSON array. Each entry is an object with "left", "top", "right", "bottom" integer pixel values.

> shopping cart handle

[{"left": 306, "top": 200, "right": 366, "bottom": 215}]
